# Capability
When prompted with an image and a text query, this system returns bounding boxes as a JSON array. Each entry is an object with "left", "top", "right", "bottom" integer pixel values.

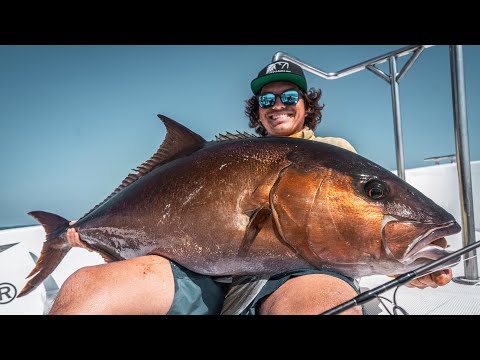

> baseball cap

[{"left": 250, "top": 60, "right": 307, "bottom": 95}]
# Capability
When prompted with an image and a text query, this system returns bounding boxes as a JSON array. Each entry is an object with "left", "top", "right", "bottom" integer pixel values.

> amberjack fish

[{"left": 19, "top": 115, "right": 461, "bottom": 298}]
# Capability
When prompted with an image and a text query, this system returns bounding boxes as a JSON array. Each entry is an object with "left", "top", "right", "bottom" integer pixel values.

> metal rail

[
  {"left": 272, "top": 45, "right": 434, "bottom": 80},
  {"left": 424, "top": 154, "right": 456, "bottom": 165},
  {"left": 449, "top": 45, "right": 478, "bottom": 283},
  {"left": 273, "top": 45, "right": 433, "bottom": 179},
  {"left": 272, "top": 45, "right": 478, "bottom": 282}
]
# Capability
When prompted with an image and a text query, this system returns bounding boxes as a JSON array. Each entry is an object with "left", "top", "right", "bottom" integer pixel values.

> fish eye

[{"left": 364, "top": 179, "right": 389, "bottom": 200}]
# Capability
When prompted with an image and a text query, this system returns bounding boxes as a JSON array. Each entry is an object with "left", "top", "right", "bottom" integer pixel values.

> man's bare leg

[
  {"left": 258, "top": 274, "right": 362, "bottom": 315},
  {"left": 49, "top": 255, "right": 174, "bottom": 315}
]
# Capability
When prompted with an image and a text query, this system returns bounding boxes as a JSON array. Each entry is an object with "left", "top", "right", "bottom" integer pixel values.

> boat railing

[
  {"left": 272, "top": 45, "right": 478, "bottom": 282},
  {"left": 424, "top": 154, "right": 457, "bottom": 165}
]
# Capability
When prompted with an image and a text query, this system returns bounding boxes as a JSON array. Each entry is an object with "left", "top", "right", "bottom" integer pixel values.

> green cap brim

[{"left": 251, "top": 73, "right": 307, "bottom": 95}]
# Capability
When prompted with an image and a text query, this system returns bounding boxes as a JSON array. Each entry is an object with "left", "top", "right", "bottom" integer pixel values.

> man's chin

[{"left": 268, "top": 124, "right": 294, "bottom": 136}]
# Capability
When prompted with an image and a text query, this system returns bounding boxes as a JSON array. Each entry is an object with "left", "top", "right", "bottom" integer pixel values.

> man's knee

[
  {"left": 49, "top": 256, "right": 175, "bottom": 315},
  {"left": 51, "top": 263, "right": 126, "bottom": 314},
  {"left": 49, "top": 265, "right": 108, "bottom": 314},
  {"left": 258, "top": 274, "right": 362, "bottom": 315}
]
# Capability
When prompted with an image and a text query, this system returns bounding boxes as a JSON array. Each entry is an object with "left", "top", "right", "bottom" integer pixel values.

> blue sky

[{"left": 1, "top": 45, "right": 479, "bottom": 228}]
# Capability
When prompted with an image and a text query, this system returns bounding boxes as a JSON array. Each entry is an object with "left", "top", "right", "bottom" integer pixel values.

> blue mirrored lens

[
  {"left": 280, "top": 90, "right": 299, "bottom": 105},
  {"left": 258, "top": 93, "right": 276, "bottom": 108}
]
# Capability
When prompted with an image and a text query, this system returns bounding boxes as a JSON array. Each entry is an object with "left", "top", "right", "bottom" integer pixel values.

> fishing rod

[{"left": 320, "top": 239, "right": 480, "bottom": 315}]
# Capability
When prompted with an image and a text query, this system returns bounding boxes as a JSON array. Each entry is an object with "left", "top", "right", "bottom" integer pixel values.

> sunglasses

[{"left": 257, "top": 89, "right": 303, "bottom": 109}]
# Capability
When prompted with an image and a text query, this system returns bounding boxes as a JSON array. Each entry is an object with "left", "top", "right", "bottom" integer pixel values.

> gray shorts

[
  {"left": 166, "top": 261, "right": 229, "bottom": 315},
  {"left": 166, "top": 260, "right": 362, "bottom": 315}
]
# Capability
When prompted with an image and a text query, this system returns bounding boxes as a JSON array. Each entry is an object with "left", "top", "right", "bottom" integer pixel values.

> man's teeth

[{"left": 270, "top": 114, "right": 293, "bottom": 120}]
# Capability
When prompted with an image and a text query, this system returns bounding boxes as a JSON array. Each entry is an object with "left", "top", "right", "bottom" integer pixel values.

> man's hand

[
  {"left": 402, "top": 237, "right": 452, "bottom": 289},
  {"left": 404, "top": 268, "right": 452, "bottom": 289},
  {"left": 66, "top": 220, "right": 92, "bottom": 251}
]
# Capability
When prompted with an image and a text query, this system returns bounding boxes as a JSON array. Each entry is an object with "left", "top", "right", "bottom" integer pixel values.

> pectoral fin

[
  {"left": 238, "top": 206, "right": 272, "bottom": 257},
  {"left": 237, "top": 159, "right": 292, "bottom": 257}
]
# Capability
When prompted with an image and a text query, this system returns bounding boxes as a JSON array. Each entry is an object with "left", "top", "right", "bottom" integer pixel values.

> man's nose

[{"left": 272, "top": 96, "right": 285, "bottom": 109}]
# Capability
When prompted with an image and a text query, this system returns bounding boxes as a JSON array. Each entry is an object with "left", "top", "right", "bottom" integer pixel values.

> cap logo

[{"left": 266, "top": 61, "right": 290, "bottom": 74}]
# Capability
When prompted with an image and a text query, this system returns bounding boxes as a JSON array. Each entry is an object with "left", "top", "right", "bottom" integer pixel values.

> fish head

[
  {"left": 374, "top": 176, "right": 461, "bottom": 269},
  {"left": 280, "top": 142, "right": 462, "bottom": 276}
]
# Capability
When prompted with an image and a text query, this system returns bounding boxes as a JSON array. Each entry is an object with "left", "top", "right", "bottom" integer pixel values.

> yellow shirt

[{"left": 289, "top": 128, "right": 357, "bottom": 153}]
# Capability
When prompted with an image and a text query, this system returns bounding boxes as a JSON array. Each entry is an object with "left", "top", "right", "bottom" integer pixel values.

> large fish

[{"left": 19, "top": 115, "right": 461, "bottom": 302}]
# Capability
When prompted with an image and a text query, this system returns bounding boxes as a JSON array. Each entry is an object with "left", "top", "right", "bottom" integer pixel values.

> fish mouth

[{"left": 382, "top": 215, "right": 461, "bottom": 265}]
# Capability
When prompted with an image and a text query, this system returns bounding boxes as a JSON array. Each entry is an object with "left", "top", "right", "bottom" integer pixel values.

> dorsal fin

[
  {"left": 78, "top": 114, "right": 206, "bottom": 220},
  {"left": 215, "top": 130, "right": 257, "bottom": 142},
  {"left": 155, "top": 114, "right": 207, "bottom": 162}
]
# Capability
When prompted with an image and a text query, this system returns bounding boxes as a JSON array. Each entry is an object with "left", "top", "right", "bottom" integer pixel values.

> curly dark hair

[{"left": 244, "top": 87, "right": 324, "bottom": 137}]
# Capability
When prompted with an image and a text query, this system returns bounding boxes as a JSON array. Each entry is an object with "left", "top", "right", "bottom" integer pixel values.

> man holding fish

[{"left": 38, "top": 60, "right": 454, "bottom": 315}]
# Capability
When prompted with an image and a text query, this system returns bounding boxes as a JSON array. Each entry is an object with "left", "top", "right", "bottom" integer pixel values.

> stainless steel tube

[
  {"left": 449, "top": 45, "right": 479, "bottom": 283},
  {"left": 389, "top": 56, "right": 406, "bottom": 180}
]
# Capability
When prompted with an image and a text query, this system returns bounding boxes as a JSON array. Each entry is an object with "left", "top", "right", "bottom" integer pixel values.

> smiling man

[{"left": 246, "top": 60, "right": 356, "bottom": 152}]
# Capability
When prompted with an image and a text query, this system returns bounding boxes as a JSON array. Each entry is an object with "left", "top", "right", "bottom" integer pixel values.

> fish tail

[{"left": 17, "top": 211, "right": 72, "bottom": 297}]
